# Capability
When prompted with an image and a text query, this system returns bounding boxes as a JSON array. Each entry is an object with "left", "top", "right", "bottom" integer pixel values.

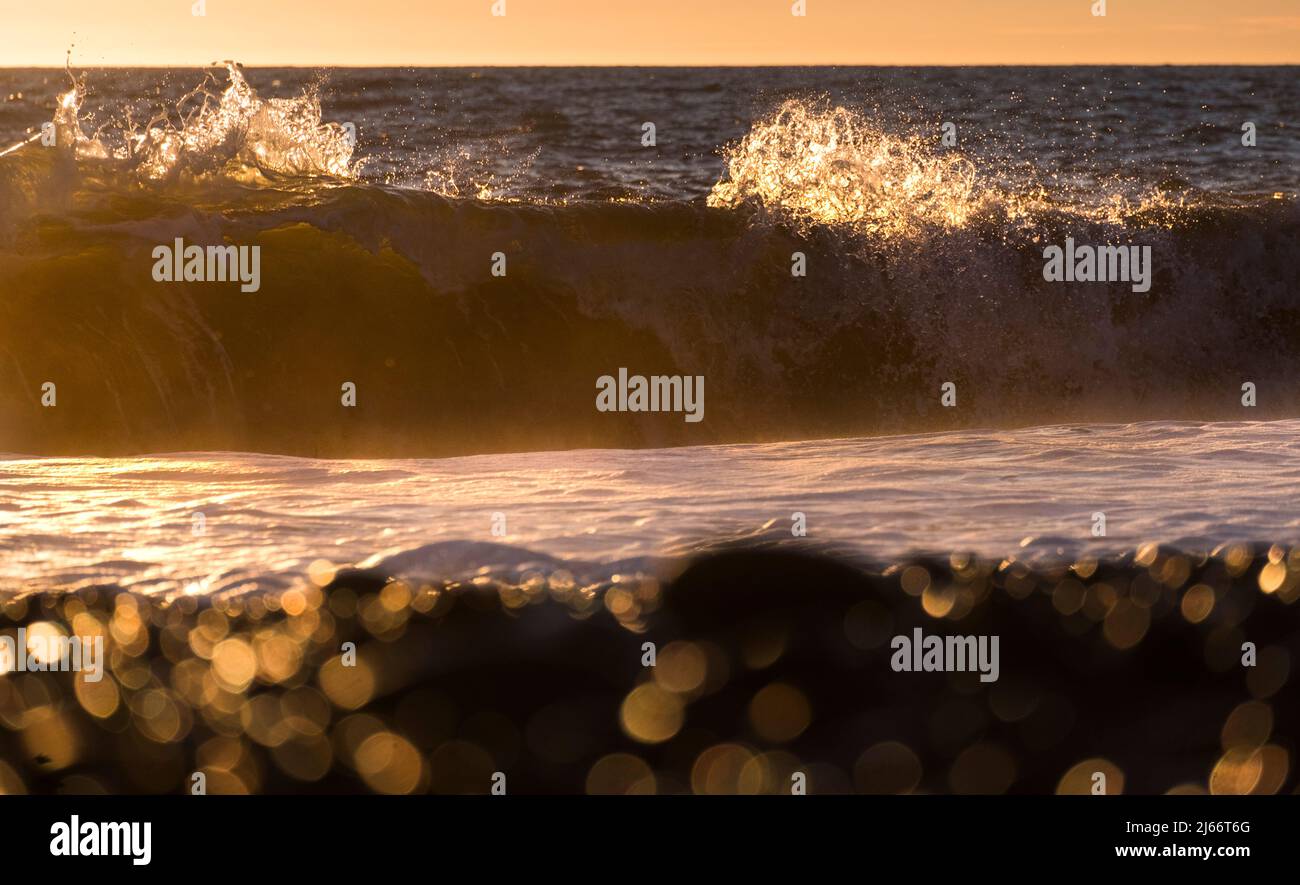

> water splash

[
  {"left": 414, "top": 141, "right": 542, "bottom": 202},
  {"left": 51, "top": 62, "right": 355, "bottom": 182},
  {"left": 707, "top": 99, "right": 984, "bottom": 238},
  {"left": 705, "top": 98, "right": 1230, "bottom": 239}
]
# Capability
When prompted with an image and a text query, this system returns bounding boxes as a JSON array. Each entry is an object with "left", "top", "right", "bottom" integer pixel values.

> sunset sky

[{"left": 4, "top": 0, "right": 1299, "bottom": 66}]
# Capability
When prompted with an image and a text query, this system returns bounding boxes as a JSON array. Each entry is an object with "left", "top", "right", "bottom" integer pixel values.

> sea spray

[
  {"left": 42, "top": 62, "right": 355, "bottom": 182},
  {"left": 706, "top": 98, "right": 985, "bottom": 238}
]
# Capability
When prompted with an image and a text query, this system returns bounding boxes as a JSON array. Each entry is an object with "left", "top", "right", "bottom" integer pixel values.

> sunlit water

[
  {"left": 1, "top": 68, "right": 1297, "bottom": 595},
  {"left": 2, "top": 65, "right": 1296, "bottom": 201},
  {"left": 2, "top": 65, "right": 1297, "bottom": 458},
  {"left": 4, "top": 420, "right": 1299, "bottom": 595}
]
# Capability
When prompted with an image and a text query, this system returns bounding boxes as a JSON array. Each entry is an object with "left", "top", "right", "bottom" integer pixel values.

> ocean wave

[
  {"left": 0, "top": 68, "right": 1297, "bottom": 457},
  {"left": 55, "top": 61, "right": 354, "bottom": 182},
  {"left": 706, "top": 96, "right": 1285, "bottom": 238},
  {"left": 707, "top": 98, "right": 985, "bottom": 236}
]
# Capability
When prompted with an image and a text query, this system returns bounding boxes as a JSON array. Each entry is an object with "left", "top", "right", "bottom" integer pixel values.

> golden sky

[{"left": 6, "top": 0, "right": 1299, "bottom": 66}]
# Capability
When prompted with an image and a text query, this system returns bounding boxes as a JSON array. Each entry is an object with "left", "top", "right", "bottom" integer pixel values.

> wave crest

[
  {"left": 707, "top": 98, "right": 985, "bottom": 237},
  {"left": 703, "top": 98, "right": 1263, "bottom": 240},
  {"left": 52, "top": 62, "right": 355, "bottom": 182}
]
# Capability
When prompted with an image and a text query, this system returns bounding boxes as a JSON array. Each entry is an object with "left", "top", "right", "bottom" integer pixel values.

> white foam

[{"left": 3, "top": 419, "right": 1298, "bottom": 593}]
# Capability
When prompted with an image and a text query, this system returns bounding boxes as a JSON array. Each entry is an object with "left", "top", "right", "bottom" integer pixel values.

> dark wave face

[{"left": 0, "top": 65, "right": 1297, "bottom": 456}]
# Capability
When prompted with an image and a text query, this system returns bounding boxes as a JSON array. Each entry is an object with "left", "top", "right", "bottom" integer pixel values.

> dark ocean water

[{"left": 1, "top": 65, "right": 1297, "bottom": 200}]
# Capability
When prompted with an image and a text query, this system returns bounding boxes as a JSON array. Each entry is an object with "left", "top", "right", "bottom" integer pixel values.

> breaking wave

[
  {"left": 706, "top": 97, "right": 1260, "bottom": 241},
  {"left": 0, "top": 67, "right": 1297, "bottom": 457},
  {"left": 2, "top": 62, "right": 353, "bottom": 184},
  {"left": 707, "top": 98, "right": 986, "bottom": 237}
]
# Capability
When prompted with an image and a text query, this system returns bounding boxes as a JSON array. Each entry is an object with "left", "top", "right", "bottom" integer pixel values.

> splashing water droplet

[
  {"left": 49, "top": 63, "right": 356, "bottom": 183},
  {"left": 707, "top": 99, "right": 982, "bottom": 239}
]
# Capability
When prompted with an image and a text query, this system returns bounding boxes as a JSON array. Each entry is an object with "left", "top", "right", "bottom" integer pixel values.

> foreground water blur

[{"left": 0, "top": 521, "right": 1294, "bottom": 794}]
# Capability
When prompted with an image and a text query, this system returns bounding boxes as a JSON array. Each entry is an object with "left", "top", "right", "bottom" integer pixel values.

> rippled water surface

[
  {"left": 4, "top": 420, "right": 1300, "bottom": 593},
  {"left": 2, "top": 66, "right": 1296, "bottom": 200}
]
